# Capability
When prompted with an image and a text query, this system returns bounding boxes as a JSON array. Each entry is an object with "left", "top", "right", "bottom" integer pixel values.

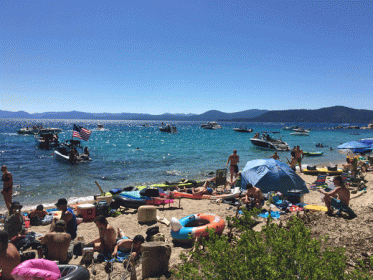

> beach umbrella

[
  {"left": 240, "top": 159, "right": 309, "bottom": 194},
  {"left": 337, "top": 141, "right": 372, "bottom": 156}
]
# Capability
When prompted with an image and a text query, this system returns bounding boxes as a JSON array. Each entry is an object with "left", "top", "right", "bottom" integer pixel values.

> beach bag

[
  {"left": 95, "top": 201, "right": 110, "bottom": 217},
  {"left": 307, "top": 166, "right": 317, "bottom": 170},
  {"left": 140, "top": 188, "right": 160, "bottom": 198},
  {"left": 146, "top": 226, "right": 159, "bottom": 242}
]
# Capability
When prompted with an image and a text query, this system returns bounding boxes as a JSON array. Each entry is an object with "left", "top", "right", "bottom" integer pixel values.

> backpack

[{"left": 95, "top": 201, "right": 110, "bottom": 217}]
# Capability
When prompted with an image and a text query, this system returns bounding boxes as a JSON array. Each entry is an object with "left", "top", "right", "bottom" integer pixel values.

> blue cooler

[{"left": 287, "top": 190, "right": 304, "bottom": 204}]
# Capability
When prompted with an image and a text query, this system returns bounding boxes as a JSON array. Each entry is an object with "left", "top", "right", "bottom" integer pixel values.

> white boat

[
  {"left": 233, "top": 126, "right": 253, "bottom": 133},
  {"left": 54, "top": 140, "right": 91, "bottom": 163},
  {"left": 282, "top": 125, "right": 300, "bottom": 131},
  {"left": 201, "top": 121, "right": 222, "bottom": 129},
  {"left": 159, "top": 124, "right": 177, "bottom": 133},
  {"left": 250, "top": 133, "right": 290, "bottom": 151},
  {"left": 290, "top": 132, "right": 309, "bottom": 136},
  {"left": 17, "top": 126, "right": 62, "bottom": 135},
  {"left": 96, "top": 124, "right": 105, "bottom": 131},
  {"left": 293, "top": 128, "right": 310, "bottom": 133}
]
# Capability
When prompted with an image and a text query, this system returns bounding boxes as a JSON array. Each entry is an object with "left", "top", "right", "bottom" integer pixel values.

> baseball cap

[
  {"left": 11, "top": 201, "right": 23, "bottom": 209},
  {"left": 55, "top": 198, "right": 68, "bottom": 207}
]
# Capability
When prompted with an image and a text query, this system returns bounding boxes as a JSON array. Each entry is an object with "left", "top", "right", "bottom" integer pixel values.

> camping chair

[
  {"left": 215, "top": 169, "right": 227, "bottom": 190},
  {"left": 308, "top": 175, "right": 327, "bottom": 190}
]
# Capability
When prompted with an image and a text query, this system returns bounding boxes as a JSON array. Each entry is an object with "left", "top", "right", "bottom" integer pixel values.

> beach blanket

[{"left": 257, "top": 211, "right": 281, "bottom": 219}]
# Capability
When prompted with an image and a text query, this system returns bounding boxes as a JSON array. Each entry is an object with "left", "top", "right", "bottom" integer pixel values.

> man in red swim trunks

[{"left": 226, "top": 150, "right": 240, "bottom": 183}]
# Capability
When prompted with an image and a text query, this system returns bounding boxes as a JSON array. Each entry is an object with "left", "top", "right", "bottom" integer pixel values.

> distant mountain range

[
  {"left": 0, "top": 109, "right": 267, "bottom": 121},
  {"left": 1, "top": 106, "right": 372, "bottom": 123}
]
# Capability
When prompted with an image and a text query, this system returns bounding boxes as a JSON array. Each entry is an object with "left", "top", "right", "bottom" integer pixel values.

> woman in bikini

[{"left": 1, "top": 165, "right": 13, "bottom": 210}]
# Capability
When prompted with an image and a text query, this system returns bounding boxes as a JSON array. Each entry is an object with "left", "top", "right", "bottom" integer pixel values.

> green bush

[{"left": 174, "top": 208, "right": 371, "bottom": 280}]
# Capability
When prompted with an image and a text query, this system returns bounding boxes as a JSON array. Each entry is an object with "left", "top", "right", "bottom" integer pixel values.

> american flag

[{"left": 72, "top": 124, "right": 92, "bottom": 141}]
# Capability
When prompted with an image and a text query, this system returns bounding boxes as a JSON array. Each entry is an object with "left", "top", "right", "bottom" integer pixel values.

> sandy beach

[{"left": 16, "top": 167, "right": 372, "bottom": 279}]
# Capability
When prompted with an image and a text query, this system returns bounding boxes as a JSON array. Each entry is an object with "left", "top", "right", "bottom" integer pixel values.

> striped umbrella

[{"left": 240, "top": 159, "right": 309, "bottom": 194}]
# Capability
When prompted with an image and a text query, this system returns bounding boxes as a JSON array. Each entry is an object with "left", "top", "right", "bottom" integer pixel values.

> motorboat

[
  {"left": 142, "top": 123, "right": 150, "bottom": 127},
  {"left": 54, "top": 140, "right": 91, "bottom": 163},
  {"left": 96, "top": 124, "right": 105, "bottom": 131},
  {"left": 201, "top": 121, "right": 222, "bottom": 129},
  {"left": 17, "top": 126, "right": 62, "bottom": 135},
  {"left": 35, "top": 129, "right": 61, "bottom": 149},
  {"left": 159, "top": 124, "right": 177, "bottom": 133},
  {"left": 233, "top": 126, "right": 253, "bottom": 133},
  {"left": 250, "top": 133, "right": 290, "bottom": 151},
  {"left": 282, "top": 125, "right": 300, "bottom": 131},
  {"left": 290, "top": 131, "right": 309, "bottom": 136},
  {"left": 293, "top": 127, "right": 310, "bottom": 133}
]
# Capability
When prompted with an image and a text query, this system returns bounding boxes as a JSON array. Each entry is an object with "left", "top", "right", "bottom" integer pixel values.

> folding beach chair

[
  {"left": 215, "top": 169, "right": 227, "bottom": 189},
  {"left": 308, "top": 175, "right": 327, "bottom": 190}
]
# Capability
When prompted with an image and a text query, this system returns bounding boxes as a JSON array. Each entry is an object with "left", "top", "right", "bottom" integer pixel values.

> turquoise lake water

[{"left": 0, "top": 118, "right": 371, "bottom": 211}]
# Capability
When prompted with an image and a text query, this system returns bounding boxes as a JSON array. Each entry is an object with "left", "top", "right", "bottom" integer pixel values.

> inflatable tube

[
  {"left": 12, "top": 259, "right": 61, "bottom": 280},
  {"left": 172, "top": 187, "right": 241, "bottom": 200},
  {"left": 59, "top": 265, "right": 90, "bottom": 280},
  {"left": 303, "top": 168, "right": 343, "bottom": 175},
  {"left": 171, "top": 213, "right": 225, "bottom": 242}
]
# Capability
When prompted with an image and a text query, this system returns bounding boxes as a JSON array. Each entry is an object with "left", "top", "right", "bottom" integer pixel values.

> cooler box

[
  {"left": 77, "top": 204, "right": 96, "bottom": 222},
  {"left": 287, "top": 190, "right": 304, "bottom": 204}
]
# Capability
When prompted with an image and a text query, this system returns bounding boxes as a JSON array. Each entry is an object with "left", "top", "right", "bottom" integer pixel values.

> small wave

[{"left": 166, "top": 170, "right": 183, "bottom": 176}]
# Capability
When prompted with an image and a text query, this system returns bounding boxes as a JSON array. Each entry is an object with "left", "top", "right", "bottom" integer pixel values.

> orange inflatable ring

[{"left": 171, "top": 213, "right": 225, "bottom": 241}]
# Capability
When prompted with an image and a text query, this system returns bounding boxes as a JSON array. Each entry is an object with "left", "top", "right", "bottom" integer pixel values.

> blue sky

[{"left": 1, "top": 0, "right": 372, "bottom": 114}]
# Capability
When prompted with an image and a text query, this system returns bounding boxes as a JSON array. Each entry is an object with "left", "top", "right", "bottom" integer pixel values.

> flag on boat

[{"left": 73, "top": 124, "right": 91, "bottom": 141}]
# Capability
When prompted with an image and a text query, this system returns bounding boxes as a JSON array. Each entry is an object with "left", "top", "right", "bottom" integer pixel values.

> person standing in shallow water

[
  {"left": 226, "top": 150, "right": 239, "bottom": 183},
  {"left": 1, "top": 165, "right": 13, "bottom": 210}
]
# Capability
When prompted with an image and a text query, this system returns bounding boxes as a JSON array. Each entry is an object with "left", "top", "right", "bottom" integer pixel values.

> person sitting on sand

[
  {"left": 29, "top": 204, "right": 48, "bottom": 226},
  {"left": 241, "top": 183, "right": 264, "bottom": 209},
  {"left": 112, "top": 228, "right": 145, "bottom": 265},
  {"left": 51, "top": 198, "right": 77, "bottom": 240},
  {"left": 175, "top": 178, "right": 217, "bottom": 195},
  {"left": 89, "top": 215, "right": 117, "bottom": 255},
  {"left": 318, "top": 175, "right": 352, "bottom": 216},
  {"left": 39, "top": 220, "right": 73, "bottom": 264},
  {"left": 0, "top": 230, "right": 21, "bottom": 280},
  {"left": 4, "top": 201, "right": 25, "bottom": 240}
]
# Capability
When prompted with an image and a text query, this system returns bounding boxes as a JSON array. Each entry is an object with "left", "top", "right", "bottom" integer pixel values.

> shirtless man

[
  {"left": 318, "top": 175, "right": 351, "bottom": 216},
  {"left": 269, "top": 152, "right": 280, "bottom": 160},
  {"left": 29, "top": 204, "right": 48, "bottom": 226},
  {"left": 39, "top": 220, "right": 72, "bottom": 264},
  {"left": 295, "top": 146, "right": 304, "bottom": 172},
  {"left": 241, "top": 183, "right": 264, "bottom": 209},
  {"left": 226, "top": 150, "right": 239, "bottom": 183},
  {"left": 0, "top": 230, "right": 21, "bottom": 280},
  {"left": 113, "top": 229, "right": 144, "bottom": 266},
  {"left": 286, "top": 151, "right": 298, "bottom": 171},
  {"left": 89, "top": 215, "right": 117, "bottom": 255}
]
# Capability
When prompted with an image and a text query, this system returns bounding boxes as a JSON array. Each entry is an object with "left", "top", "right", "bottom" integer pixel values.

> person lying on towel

[
  {"left": 318, "top": 175, "right": 355, "bottom": 217},
  {"left": 241, "top": 183, "right": 264, "bottom": 209},
  {"left": 175, "top": 178, "right": 217, "bottom": 195}
]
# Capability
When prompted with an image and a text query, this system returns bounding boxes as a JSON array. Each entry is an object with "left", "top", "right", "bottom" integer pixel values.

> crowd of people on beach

[{"left": 1, "top": 144, "right": 372, "bottom": 279}]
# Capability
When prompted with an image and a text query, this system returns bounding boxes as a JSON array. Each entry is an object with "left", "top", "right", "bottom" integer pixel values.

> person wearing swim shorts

[
  {"left": 318, "top": 175, "right": 351, "bottom": 216},
  {"left": 1, "top": 165, "right": 13, "bottom": 211},
  {"left": 295, "top": 146, "right": 304, "bottom": 172},
  {"left": 227, "top": 150, "right": 239, "bottom": 183}
]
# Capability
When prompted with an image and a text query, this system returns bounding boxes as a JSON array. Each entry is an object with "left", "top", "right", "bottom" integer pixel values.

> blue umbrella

[
  {"left": 240, "top": 159, "right": 309, "bottom": 194},
  {"left": 337, "top": 141, "right": 372, "bottom": 155}
]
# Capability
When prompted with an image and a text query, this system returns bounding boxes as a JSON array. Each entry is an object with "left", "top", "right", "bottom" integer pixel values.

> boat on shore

[
  {"left": 35, "top": 129, "right": 61, "bottom": 149},
  {"left": 54, "top": 140, "right": 91, "bottom": 163},
  {"left": 250, "top": 133, "right": 290, "bottom": 151},
  {"left": 201, "top": 121, "right": 222, "bottom": 129},
  {"left": 159, "top": 124, "right": 177, "bottom": 133},
  {"left": 233, "top": 126, "right": 253, "bottom": 133}
]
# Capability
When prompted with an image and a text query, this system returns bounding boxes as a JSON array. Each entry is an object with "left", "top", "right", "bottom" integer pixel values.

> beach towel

[
  {"left": 289, "top": 205, "right": 303, "bottom": 212},
  {"left": 257, "top": 211, "right": 281, "bottom": 219},
  {"left": 304, "top": 205, "right": 328, "bottom": 212}
]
